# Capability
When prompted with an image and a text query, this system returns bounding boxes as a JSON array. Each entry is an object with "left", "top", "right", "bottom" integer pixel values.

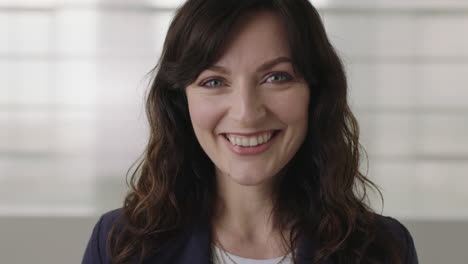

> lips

[{"left": 221, "top": 130, "right": 281, "bottom": 156}]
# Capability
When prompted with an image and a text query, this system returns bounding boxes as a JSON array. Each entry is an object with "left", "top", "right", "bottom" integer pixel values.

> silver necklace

[{"left": 212, "top": 237, "right": 289, "bottom": 264}]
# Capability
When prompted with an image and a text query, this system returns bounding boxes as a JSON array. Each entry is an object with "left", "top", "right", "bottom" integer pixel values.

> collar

[{"left": 144, "top": 218, "right": 331, "bottom": 264}]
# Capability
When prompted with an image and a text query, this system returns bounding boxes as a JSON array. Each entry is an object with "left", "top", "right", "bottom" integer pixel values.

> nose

[{"left": 229, "top": 82, "right": 267, "bottom": 126}]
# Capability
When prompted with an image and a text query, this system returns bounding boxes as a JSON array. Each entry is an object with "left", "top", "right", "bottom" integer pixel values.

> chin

[{"left": 229, "top": 173, "right": 274, "bottom": 186}]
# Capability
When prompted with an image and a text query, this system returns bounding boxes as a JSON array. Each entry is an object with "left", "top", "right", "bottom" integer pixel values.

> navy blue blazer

[{"left": 82, "top": 209, "right": 418, "bottom": 264}]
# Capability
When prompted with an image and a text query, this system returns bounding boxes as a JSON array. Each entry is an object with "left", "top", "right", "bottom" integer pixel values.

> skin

[{"left": 185, "top": 10, "right": 310, "bottom": 259}]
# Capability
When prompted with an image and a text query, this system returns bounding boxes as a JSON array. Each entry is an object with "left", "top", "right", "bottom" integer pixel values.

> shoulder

[
  {"left": 82, "top": 209, "right": 198, "bottom": 264},
  {"left": 82, "top": 208, "right": 124, "bottom": 264},
  {"left": 98, "top": 208, "right": 124, "bottom": 233},
  {"left": 373, "top": 214, "right": 419, "bottom": 264}
]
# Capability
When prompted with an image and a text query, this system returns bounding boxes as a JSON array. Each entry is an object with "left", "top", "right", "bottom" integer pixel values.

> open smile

[{"left": 222, "top": 130, "right": 281, "bottom": 156}]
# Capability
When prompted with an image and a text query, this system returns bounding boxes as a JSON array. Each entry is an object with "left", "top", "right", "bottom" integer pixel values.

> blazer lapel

[
  {"left": 175, "top": 218, "right": 213, "bottom": 264},
  {"left": 141, "top": 219, "right": 212, "bottom": 264}
]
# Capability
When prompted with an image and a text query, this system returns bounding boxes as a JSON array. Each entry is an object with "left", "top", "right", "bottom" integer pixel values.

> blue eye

[
  {"left": 265, "top": 73, "right": 291, "bottom": 83},
  {"left": 201, "top": 79, "right": 224, "bottom": 88}
]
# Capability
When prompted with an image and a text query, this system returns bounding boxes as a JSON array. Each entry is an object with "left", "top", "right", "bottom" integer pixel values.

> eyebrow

[{"left": 206, "top": 56, "right": 293, "bottom": 75}]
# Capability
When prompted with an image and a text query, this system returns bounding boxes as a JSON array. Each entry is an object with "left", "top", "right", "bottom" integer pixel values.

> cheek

[
  {"left": 187, "top": 94, "right": 223, "bottom": 133},
  {"left": 271, "top": 87, "right": 309, "bottom": 125}
]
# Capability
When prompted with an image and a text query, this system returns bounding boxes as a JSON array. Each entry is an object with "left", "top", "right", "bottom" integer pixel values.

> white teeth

[
  {"left": 249, "top": 137, "right": 258, "bottom": 146},
  {"left": 258, "top": 135, "right": 264, "bottom": 144},
  {"left": 226, "top": 131, "right": 275, "bottom": 147}
]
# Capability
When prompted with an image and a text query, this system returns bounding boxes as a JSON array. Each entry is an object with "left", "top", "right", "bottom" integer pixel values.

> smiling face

[{"left": 185, "top": 10, "right": 309, "bottom": 187}]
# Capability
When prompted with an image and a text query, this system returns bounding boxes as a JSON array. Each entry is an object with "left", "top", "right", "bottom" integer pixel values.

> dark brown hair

[{"left": 109, "top": 0, "right": 403, "bottom": 263}]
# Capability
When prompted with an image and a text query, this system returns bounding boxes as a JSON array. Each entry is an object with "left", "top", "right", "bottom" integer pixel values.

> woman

[{"left": 83, "top": 0, "right": 418, "bottom": 263}]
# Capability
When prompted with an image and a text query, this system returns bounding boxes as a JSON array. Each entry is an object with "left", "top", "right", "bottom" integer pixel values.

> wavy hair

[{"left": 108, "top": 0, "right": 402, "bottom": 263}]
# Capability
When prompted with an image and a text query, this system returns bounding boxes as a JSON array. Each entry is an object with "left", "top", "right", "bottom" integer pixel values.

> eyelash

[{"left": 200, "top": 72, "right": 292, "bottom": 88}]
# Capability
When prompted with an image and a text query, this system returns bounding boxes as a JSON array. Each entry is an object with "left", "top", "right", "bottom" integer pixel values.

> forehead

[{"left": 213, "top": 10, "right": 291, "bottom": 67}]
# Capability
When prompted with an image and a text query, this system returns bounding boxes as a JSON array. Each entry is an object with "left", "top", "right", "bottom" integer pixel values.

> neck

[
  {"left": 213, "top": 171, "right": 277, "bottom": 239},
  {"left": 210, "top": 169, "right": 291, "bottom": 259}
]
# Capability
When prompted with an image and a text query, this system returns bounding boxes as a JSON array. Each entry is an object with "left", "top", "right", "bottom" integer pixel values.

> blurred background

[{"left": 0, "top": 0, "right": 467, "bottom": 263}]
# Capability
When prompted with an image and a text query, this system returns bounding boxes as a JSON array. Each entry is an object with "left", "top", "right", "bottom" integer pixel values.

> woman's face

[{"left": 185, "top": 10, "right": 309, "bottom": 186}]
